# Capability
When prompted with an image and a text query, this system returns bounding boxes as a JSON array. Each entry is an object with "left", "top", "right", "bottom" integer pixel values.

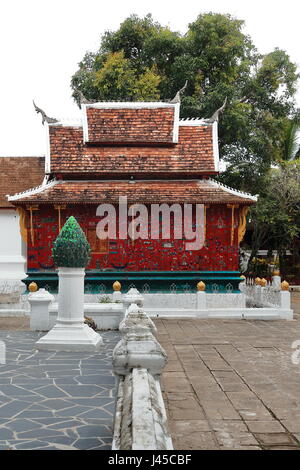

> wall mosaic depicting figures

[{"left": 24, "top": 204, "right": 240, "bottom": 272}]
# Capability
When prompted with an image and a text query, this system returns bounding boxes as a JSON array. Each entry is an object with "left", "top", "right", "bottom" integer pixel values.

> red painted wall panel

[{"left": 27, "top": 204, "right": 239, "bottom": 272}]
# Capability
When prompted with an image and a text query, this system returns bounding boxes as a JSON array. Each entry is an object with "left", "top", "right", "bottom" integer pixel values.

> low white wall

[
  {"left": 49, "top": 302, "right": 124, "bottom": 330},
  {"left": 83, "top": 292, "right": 246, "bottom": 309},
  {"left": 147, "top": 307, "right": 293, "bottom": 320}
]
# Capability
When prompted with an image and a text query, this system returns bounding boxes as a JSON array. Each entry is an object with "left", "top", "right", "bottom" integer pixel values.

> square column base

[{"left": 35, "top": 323, "right": 103, "bottom": 352}]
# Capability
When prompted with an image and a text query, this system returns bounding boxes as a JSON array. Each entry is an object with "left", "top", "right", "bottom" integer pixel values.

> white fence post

[
  {"left": 29, "top": 289, "right": 54, "bottom": 331},
  {"left": 280, "top": 290, "right": 291, "bottom": 310},
  {"left": 197, "top": 290, "right": 206, "bottom": 310},
  {"left": 272, "top": 275, "right": 281, "bottom": 291}
]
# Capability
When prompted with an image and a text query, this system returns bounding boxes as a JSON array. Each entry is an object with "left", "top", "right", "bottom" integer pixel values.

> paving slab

[
  {"left": 156, "top": 294, "right": 300, "bottom": 450},
  {"left": 0, "top": 330, "right": 119, "bottom": 450}
]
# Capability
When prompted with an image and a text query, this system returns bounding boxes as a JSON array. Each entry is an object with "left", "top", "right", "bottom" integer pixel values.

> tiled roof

[
  {"left": 49, "top": 124, "right": 216, "bottom": 175},
  {"left": 84, "top": 103, "right": 177, "bottom": 144},
  {"left": 0, "top": 157, "right": 45, "bottom": 208},
  {"left": 9, "top": 179, "right": 256, "bottom": 205}
]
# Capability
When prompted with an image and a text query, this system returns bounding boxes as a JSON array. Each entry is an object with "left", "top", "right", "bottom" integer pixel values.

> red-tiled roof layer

[
  {"left": 86, "top": 106, "right": 175, "bottom": 144},
  {"left": 0, "top": 157, "right": 45, "bottom": 208},
  {"left": 11, "top": 180, "right": 256, "bottom": 205},
  {"left": 49, "top": 125, "right": 216, "bottom": 175}
]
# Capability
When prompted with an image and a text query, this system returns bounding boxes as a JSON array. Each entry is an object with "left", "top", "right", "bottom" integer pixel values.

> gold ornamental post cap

[
  {"left": 255, "top": 277, "right": 261, "bottom": 285},
  {"left": 197, "top": 281, "right": 206, "bottom": 291},
  {"left": 240, "top": 275, "right": 246, "bottom": 280},
  {"left": 281, "top": 280, "right": 289, "bottom": 291},
  {"left": 113, "top": 281, "right": 121, "bottom": 291},
  {"left": 28, "top": 282, "right": 38, "bottom": 292},
  {"left": 273, "top": 270, "right": 280, "bottom": 276},
  {"left": 261, "top": 278, "right": 267, "bottom": 287}
]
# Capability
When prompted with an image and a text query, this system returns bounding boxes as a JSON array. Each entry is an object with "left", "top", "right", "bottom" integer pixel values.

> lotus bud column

[{"left": 36, "top": 216, "right": 102, "bottom": 351}]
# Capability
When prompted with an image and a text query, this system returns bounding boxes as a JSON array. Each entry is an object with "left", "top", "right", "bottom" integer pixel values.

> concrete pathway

[
  {"left": 156, "top": 302, "right": 300, "bottom": 450},
  {"left": 0, "top": 331, "right": 119, "bottom": 450}
]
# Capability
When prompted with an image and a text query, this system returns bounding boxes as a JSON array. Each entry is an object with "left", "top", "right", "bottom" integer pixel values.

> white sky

[{"left": 0, "top": 0, "right": 299, "bottom": 156}]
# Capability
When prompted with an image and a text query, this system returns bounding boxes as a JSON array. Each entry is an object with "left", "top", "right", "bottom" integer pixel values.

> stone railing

[
  {"left": 241, "top": 275, "right": 289, "bottom": 309},
  {"left": 112, "top": 302, "right": 173, "bottom": 450}
]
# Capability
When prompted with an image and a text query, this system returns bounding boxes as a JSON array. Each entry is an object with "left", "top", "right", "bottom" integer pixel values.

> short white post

[
  {"left": 112, "top": 290, "right": 122, "bottom": 302},
  {"left": 112, "top": 281, "right": 122, "bottom": 303},
  {"left": 254, "top": 285, "right": 262, "bottom": 305},
  {"left": 197, "top": 291, "right": 206, "bottom": 310},
  {"left": 280, "top": 290, "right": 291, "bottom": 310},
  {"left": 29, "top": 288, "right": 54, "bottom": 331},
  {"left": 272, "top": 275, "right": 281, "bottom": 291}
]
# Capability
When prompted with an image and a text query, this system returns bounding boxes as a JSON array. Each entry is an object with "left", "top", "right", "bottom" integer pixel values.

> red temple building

[{"left": 8, "top": 101, "right": 256, "bottom": 293}]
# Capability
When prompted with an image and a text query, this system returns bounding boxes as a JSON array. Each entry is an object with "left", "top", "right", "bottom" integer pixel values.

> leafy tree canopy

[
  {"left": 249, "top": 161, "right": 300, "bottom": 274},
  {"left": 71, "top": 12, "right": 299, "bottom": 194}
]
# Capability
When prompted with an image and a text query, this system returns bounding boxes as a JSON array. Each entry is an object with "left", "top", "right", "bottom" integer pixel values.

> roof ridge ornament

[
  {"left": 168, "top": 80, "right": 188, "bottom": 104},
  {"left": 204, "top": 97, "right": 227, "bottom": 123},
  {"left": 77, "top": 90, "right": 97, "bottom": 107},
  {"left": 33, "top": 101, "right": 59, "bottom": 125}
]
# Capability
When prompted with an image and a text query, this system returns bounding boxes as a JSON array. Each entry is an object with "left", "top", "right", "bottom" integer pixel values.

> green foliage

[
  {"left": 278, "top": 116, "right": 300, "bottom": 162},
  {"left": 98, "top": 295, "right": 112, "bottom": 303},
  {"left": 71, "top": 12, "right": 299, "bottom": 194},
  {"left": 52, "top": 216, "right": 91, "bottom": 268},
  {"left": 249, "top": 162, "right": 300, "bottom": 273}
]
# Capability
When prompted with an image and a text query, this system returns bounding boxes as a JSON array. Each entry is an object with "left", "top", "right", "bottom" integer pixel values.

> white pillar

[
  {"left": 35, "top": 267, "right": 103, "bottom": 351},
  {"left": 57, "top": 267, "right": 85, "bottom": 323},
  {"left": 29, "top": 288, "right": 54, "bottom": 331}
]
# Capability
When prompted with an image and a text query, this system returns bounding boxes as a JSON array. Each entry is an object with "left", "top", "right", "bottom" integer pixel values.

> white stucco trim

[
  {"left": 213, "top": 121, "right": 219, "bottom": 172},
  {"left": 7, "top": 179, "right": 60, "bottom": 202},
  {"left": 172, "top": 102, "right": 180, "bottom": 143},
  {"left": 82, "top": 103, "right": 89, "bottom": 143},
  {"left": 84, "top": 102, "right": 178, "bottom": 109},
  {"left": 45, "top": 123, "right": 50, "bottom": 174},
  {"left": 208, "top": 179, "right": 258, "bottom": 201}
]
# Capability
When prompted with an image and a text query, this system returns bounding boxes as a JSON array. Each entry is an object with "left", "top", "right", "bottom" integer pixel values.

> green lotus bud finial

[{"left": 52, "top": 216, "right": 91, "bottom": 268}]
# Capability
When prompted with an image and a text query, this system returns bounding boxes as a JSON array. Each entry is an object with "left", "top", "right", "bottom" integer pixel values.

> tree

[
  {"left": 248, "top": 162, "right": 300, "bottom": 276},
  {"left": 71, "top": 12, "right": 299, "bottom": 194},
  {"left": 277, "top": 117, "right": 300, "bottom": 162}
]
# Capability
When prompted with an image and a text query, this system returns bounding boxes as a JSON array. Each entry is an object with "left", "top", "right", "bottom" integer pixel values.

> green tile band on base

[{"left": 24, "top": 271, "right": 243, "bottom": 294}]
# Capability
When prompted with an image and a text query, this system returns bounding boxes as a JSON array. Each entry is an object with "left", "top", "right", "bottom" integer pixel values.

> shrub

[{"left": 52, "top": 216, "right": 91, "bottom": 268}]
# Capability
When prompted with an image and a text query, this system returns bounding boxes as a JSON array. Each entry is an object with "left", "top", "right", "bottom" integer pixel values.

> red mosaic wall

[{"left": 27, "top": 204, "right": 239, "bottom": 272}]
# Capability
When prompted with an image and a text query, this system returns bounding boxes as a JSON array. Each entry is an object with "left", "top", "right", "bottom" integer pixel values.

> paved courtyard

[
  {"left": 0, "top": 292, "right": 300, "bottom": 450},
  {"left": 0, "top": 330, "right": 119, "bottom": 450},
  {"left": 156, "top": 293, "right": 300, "bottom": 450}
]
